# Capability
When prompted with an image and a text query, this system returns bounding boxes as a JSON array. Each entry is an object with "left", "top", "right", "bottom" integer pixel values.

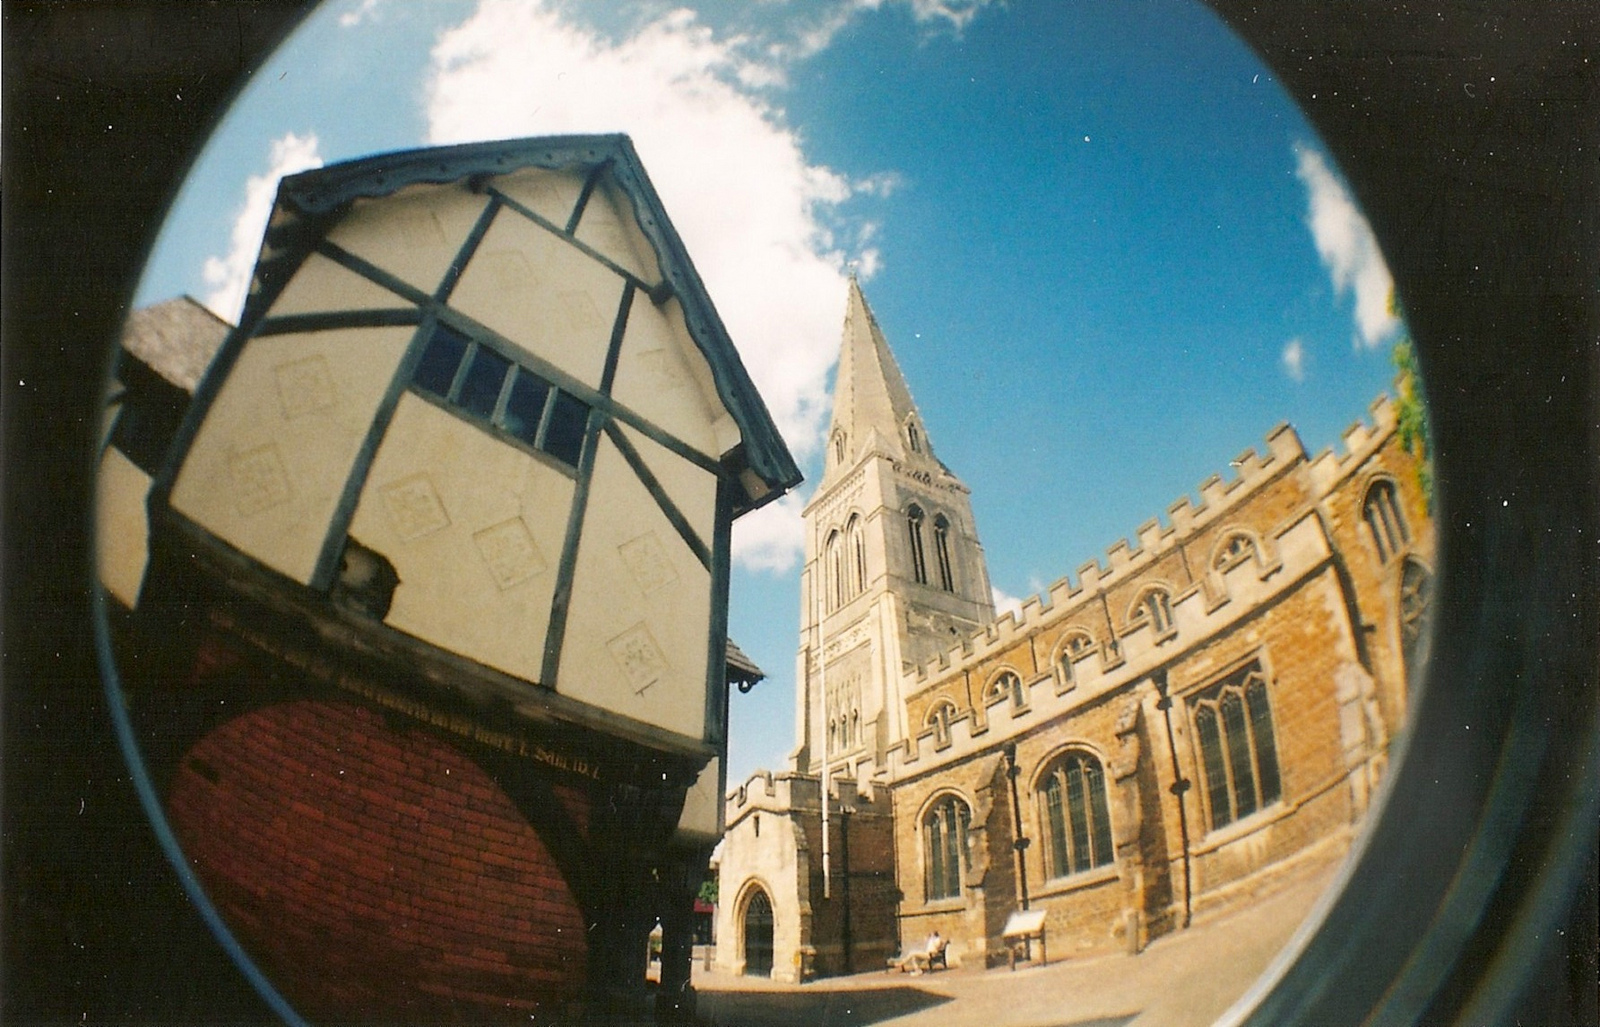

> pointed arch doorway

[{"left": 742, "top": 888, "right": 774, "bottom": 977}]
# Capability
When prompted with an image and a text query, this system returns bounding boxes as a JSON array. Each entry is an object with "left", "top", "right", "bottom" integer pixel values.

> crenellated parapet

[
  {"left": 724, "top": 767, "right": 887, "bottom": 825},
  {"left": 892, "top": 396, "right": 1408, "bottom": 778},
  {"left": 903, "top": 398, "right": 1404, "bottom": 689}
]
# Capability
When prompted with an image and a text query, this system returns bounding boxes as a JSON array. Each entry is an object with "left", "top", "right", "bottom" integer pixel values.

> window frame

[
  {"left": 409, "top": 321, "right": 590, "bottom": 472},
  {"left": 1187, "top": 663, "right": 1284, "bottom": 833},
  {"left": 922, "top": 793, "right": 972, "bottom": 903},
  {"left": 1036, "top": 748, "right": 1116, "bottom": 881}
]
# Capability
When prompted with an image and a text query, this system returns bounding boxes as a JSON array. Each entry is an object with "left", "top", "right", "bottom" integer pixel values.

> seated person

[{"left": 894, "top": 931, "right": 945, "bottom": 973}]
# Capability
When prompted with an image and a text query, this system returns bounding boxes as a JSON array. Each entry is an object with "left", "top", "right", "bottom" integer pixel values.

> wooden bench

[
  {"left": 886, "top": 936, "right": 949, "bottom": 973},
  {"left": 1001, "top": 909, "right": 1048, "bottom": 969}
]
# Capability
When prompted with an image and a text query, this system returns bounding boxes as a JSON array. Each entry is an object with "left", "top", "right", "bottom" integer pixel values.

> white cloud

[
  {"left": 201, "top": 132, "right": 324, "bottom": 323},
  {"left": 339, "top": 0, "right": 384, "bottom": 29},
  {"left": 992, "top": 585, "right": 1024, "bottom": 620},
  {"left": 1282, "top": 337, "right": 1306, "bottom": 382},
  {"left": 426, "top": 0, "right": 940, "bottom": 572},
  {"left": 1293, "top": 143, "right": 1399, "bottom": 349},
  {"left": 731, "top": 491, "right": 808, "bottom": 573}
]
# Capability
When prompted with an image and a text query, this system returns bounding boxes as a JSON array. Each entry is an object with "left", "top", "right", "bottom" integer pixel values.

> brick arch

[{"left": 165, "top": 699, "right": 589, "bottom": 1025}]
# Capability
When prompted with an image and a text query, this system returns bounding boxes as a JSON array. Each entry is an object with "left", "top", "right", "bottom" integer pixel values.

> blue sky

[{"left": 133, "top": 0, "right": 1406, "bottom": 789}]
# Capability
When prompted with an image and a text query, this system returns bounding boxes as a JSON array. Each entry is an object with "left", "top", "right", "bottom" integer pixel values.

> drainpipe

[
  {"left": 1153, "top": 670, "right": 1193, "bottom": 928},
  {"left": 1002, "top": 742, "right": 1031, "bottom": 911}
]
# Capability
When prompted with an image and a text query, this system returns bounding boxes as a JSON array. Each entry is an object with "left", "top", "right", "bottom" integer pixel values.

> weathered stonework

[{"left": 717, "top": 281, "right": 1434, "bottom": 978}]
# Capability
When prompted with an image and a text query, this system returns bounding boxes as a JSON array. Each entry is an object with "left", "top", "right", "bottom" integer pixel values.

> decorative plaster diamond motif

[
  {"left": 474, "top": 517, "right": 545, "bottom": 590},
  {"left": 230, "top": 444, "right": 291, "bottom": 516},
  {"left": 608, "top": 624, "right": 669, "bottom": 696},
  {"left": 274, "top": 355, "right": 336, "bottom": 420},
  {"left": 381, "top": 473, "right": 450, "bottom": 541},
  {"left": 619, "top": 531, "right": 677, "bottom": 594}
]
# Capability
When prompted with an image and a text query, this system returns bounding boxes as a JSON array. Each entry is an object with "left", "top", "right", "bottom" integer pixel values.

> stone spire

[{"left": 821, "top": 277, "right": 940, "bottom": 486}]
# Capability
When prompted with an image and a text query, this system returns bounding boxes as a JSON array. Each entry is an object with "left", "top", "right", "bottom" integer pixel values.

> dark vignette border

[{"left": 2, "top": 2, "right": 1594, "bottom": 1024}]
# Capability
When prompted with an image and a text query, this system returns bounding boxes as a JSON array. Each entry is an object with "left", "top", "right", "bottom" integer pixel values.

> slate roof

[{"left": 118, "top": 296, "right": 231, "bottom": 395}]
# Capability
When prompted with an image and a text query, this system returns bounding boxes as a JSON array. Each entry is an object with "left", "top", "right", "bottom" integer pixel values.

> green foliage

[
  {"left": 697, "top": 877, "right": 718, "bottom": 905},
  {"left": 1391, "top": 336, "right": 1434, "bottom": 511}
]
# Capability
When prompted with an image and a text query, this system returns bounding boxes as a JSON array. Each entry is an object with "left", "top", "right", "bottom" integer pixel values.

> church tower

[{"left": 793, "top": 279, "right": 995, "bottom": 780}]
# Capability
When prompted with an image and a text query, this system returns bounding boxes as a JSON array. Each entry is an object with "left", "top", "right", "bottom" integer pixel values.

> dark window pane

[
  {"left": 543, "top": 390, "right": 589, "bottom": 466},
  {"left": 503, "top": 369, "right": 551, "bottom": 445},
  {"left": 1044, "top": 776, "right": 1069, "bottom": 878},
  {"left": 413, "top": 324, "right": 468, "bottom": 397},
  {"left": 1246, "top": 680, "right": 1282, "bottom": 806},
  {"left": 1196, "top": 705, "right": 1231, "bottom": 829},
  {"left": 1222, "top": 692, "right": 1257, "bottom": 819},
  {"left": 1085, "top": 757, "right": 1113, "bottom": 867},
  {"left": 458, "top": 346, "right": 511, "bottom": 419},
  {"left": 1066, "top": 756, "right": 1091, "bottom": 873}
]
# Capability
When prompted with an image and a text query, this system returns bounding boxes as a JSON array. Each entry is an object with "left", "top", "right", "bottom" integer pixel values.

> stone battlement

[
  {"left": 725, "top": 768, "right": 883, "bottom": 822},
  {"left": 907, "top": 394, "right": 1398, "bottom": 687}
]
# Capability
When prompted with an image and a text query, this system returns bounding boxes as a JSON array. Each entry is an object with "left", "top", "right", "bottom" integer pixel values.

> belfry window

[
  {"left": 1190, "top": 664, "right": 1282, "bottom": 831},
  {"left": 907, "top": 504, "right": 928, "bottom": 585},
  {"left": 906, "top": 419, "right": 922, "bottom": 453},
  {"left": 411, "top": 322, "right": 589, "bottom": 469},
  {"left": 824, "top": 530, "right": 845, "bottom": 611},
  {"left": 923, "top": 794, "right": 971, "bottom": 902},
  {"left": 1039, "top": 751, "right": 1115, "bottom": 879},
  {"left": 1363, "top": 478, "right": 1410, "bottom": 563},
  {"left": 846, "top": 515, "right": 867, "bottom": 595},
  {"left": 933, "top": 514, "right": 955, "bottom": 591}
]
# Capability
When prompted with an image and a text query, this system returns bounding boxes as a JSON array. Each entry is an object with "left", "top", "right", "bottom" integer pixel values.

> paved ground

[{"left": 688, "top": 864, "right": 1339, "bottom": 1027}]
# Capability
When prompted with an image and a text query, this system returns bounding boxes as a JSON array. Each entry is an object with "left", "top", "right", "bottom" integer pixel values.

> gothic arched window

[
  {"left": 906, "top": 419, "right": 922, "bottom": 453},
  {"left": 985, "top": 669, "right": 1026, "bottom": 711},
  {"left": 1400, "top": 558, "right": 1434, "bottom": 669},
  {"left": 933, "top": 514, "right": 955, "bottom": 591},
  {"left": 1189, "top": 664, "right": 1283, "bottom": 830},
  {"left": 1213, "top": 531, "right": 1258, "bottom": 572},
  {"left": 846, "top": 515, "right": 867, "bottom": 595},
  {"left": 1363, "top": 478, "right": 1410, "bottom": 563},
  {"left": 1055, "top": 632, "right": 1092, "bottom": 689},
  {"left": 833, "top": 430, "right": 847, "bottom": 467},
  {"left": 1038, "top": 751, "right": 1115, "bottom": 878},
  {"left": 824, "top": 529, "right": 844, "bottom": 611},
  {"left": 1131, "top": 587, "right": 1175, "bottom": 636},
  {"left": 923, "top": 794, "right": 971, "bottom": 901},
  {"left": 925, "top": 699, "right": 957, "bottom": 747},
  {"left": 907, "top": 504, "right": 928, "bottom": 585}
]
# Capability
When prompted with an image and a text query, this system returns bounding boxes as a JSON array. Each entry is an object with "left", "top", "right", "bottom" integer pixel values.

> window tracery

[{"left": 1038, "top": 750, "right": 1115, "bottom": 879}]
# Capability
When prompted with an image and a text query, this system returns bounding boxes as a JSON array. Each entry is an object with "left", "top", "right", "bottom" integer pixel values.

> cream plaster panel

[
  {"left": 675, "top": 757, "right": 723, "bottom": 842},
  {"left": 325, "top": 184, "right": 491, "bottom": 296},
  {"left": 492, "top": 167, "right": 586, "bottom": 227},
  {"left": 97, "top": 446, "right": 152, "bottom": 608},
  {"left": 557, "top": 435, "right": 710, "bottom": 740},
  {"left": 170, "top": 327, "right": 413, "bottom": 584},
  {"left": 348, "top": 393, "right": 573, "bottom": 682},
  {"left": 267, "top": 251, "right": 413, "bottom": 316},
  {"left": 614, "top": 421, "right": 718, "bottom": 543},
  {"left": 448, "top": 210, "right": 622, "bottom": 390},
  {"left": 609, "top": 297, "right": 726, "bottom": 458},
  {"left": 572, "top": 180, "right": 662, "bottom": 285}
]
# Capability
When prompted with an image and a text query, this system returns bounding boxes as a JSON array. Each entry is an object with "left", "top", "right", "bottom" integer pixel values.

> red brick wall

[{"left": 166, "top": 699, "right": 589, "bottom": 1024}]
